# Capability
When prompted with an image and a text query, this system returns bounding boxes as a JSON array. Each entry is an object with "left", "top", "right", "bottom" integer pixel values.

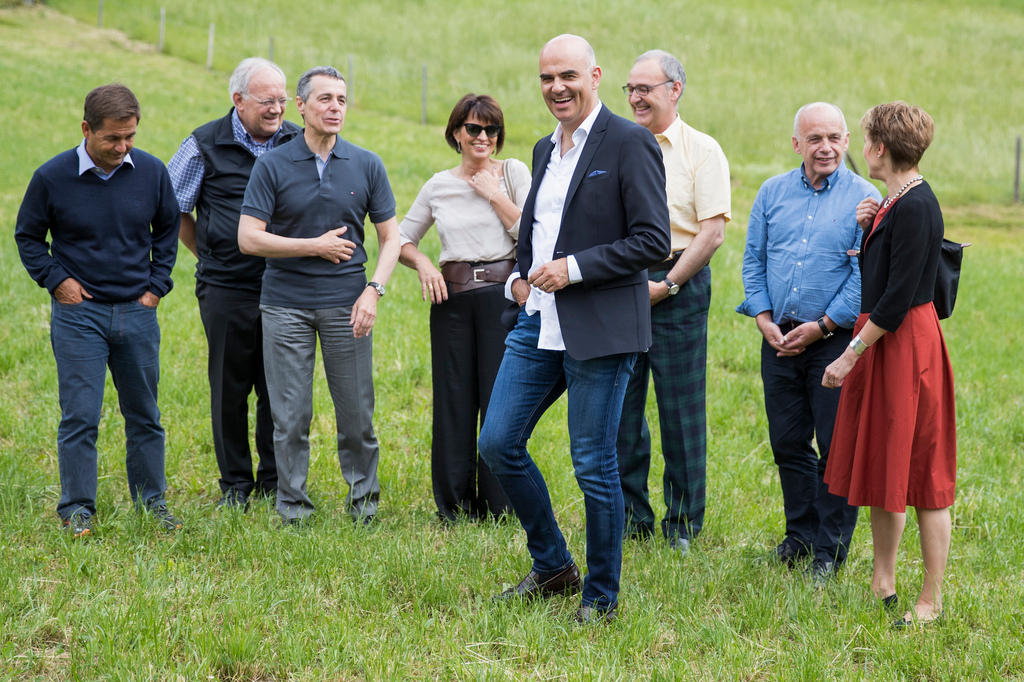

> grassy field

[{"left": 1, "top": 2, "right": 1023, "bottom": 679}]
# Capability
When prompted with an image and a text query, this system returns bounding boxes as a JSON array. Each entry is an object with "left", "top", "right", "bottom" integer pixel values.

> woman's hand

[
  {"left": 856, "top": 197, "right": 880, "bottom": 230},
  {"left": 466, "top": 165, "right": 502, "bottom": 202},
  {"left": 417, "top": 263, "right": 448, "bottom": 304},
  {"left": 822, "top": 348, "right": 858, "bottom": 388}
]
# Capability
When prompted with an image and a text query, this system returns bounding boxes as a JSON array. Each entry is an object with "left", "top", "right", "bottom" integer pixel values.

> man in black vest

[{"left": 168, "top": 57, "right": 301, "bottom": 509}]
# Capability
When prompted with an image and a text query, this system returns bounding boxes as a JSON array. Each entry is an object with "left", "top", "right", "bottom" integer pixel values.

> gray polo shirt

[{"left": 241, "top": 134, "right": 396, "bottom": 308}]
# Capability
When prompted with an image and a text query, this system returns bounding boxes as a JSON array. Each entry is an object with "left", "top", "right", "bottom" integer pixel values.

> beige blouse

[{"left": 399, "top": 158, "right": 531, "bottom": 265}]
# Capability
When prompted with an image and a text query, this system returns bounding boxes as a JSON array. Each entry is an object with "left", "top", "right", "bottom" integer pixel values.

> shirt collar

[
  {"left": 230, "top": 108, "right": 288, "bottom": 147},
  {"left": 800, "top": 160, "right": 845, "bottom": 191},
  {"left": 287, "top": 133, "right": 349, "bottom": 161},
  {"left": 550, "top": 101, "right": 604, "bottom": 151},
  {"left": 76, "top": 139, "right": 134, "bottom": 177},
  {"left": 653, "top": 114, "right": 682, "bottom": 146}
]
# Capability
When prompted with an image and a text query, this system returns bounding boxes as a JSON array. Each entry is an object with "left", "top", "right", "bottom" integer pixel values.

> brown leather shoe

[
  {"left": 573, "top": 603, "right": 618, "bottom": 625},
  {"left": 493, "top": 564, "right": 581, "bottom": 601}
]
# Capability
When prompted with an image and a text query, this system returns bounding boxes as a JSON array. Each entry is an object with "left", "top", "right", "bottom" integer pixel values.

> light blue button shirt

[{"left": 737, "top": 162, "right": 881, "bottom": 328}]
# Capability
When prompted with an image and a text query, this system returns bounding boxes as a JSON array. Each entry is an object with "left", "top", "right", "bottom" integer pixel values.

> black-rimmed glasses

[{"left": 621, "top": 81, "right": 673, "bottom": 97}]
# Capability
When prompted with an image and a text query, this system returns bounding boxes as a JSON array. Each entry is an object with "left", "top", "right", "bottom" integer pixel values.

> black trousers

[
  {"left": 429, "top": 284, "right": 511, "bottom": 521},
  {"left": 760, "top": 330, "right": 858, "bottom": 565},
  {"left": 196, "top": 281, "right": 276, "bottom": 496}
]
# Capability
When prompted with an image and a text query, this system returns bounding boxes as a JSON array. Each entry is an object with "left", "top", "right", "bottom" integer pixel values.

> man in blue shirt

[
  {"left": 738, "top": 102, "right": 880, "bottom": 583},
  {"left": 168, "top": 58, "right": 300, "bottom": 510},
  {"left": 15, "top": 84, "right": 181, "bottom": 537},
  {"left": 238, "top": 66, "right": 401, "bottom": 526}
]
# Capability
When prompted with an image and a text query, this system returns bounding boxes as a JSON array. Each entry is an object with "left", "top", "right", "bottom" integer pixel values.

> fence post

[
  {"left": 347, "top": 55, "right": 353, "bottom": 106},
  {"left": 97, "top": 0, "right": 103, "bottom": 27},
  {"left": 421, "top": 64, "right": 428, "bottom": 125},
  {"left": 158, "top": 8, "right": 165, "bottom": 53},
  {"left": 1015, "top": 136, "right": 1021, "bottom": 203},
  {"left": 206, "top": 23, "right": 215, "bottom": 70}
]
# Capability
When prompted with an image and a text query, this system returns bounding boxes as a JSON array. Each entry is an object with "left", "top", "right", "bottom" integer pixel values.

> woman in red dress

[{"left": 822, "top": 102, "right": 956, "bottom": 628}]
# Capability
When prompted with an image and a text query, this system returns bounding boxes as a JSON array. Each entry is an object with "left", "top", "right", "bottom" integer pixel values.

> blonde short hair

[{"left": 861, "top": 102, "right": 934, "bottom": 171}]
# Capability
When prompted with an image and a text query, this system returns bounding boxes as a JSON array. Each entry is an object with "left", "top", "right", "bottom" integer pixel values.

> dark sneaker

[
  {"left": 148, "top": 504, "right": 183, "bottom": 531},
  {"left": 62, "top": 513, "right": 93, "bottom": 538}
]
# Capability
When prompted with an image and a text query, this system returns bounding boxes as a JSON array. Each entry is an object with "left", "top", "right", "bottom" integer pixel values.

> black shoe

[
  {"left": 147, "top": 504, "right": 183, "bottom": 532},
  {"left": 880, "top": 593, "right": 899, "bottom": 613},
  {"left": 61, "top": 512, "right": 93, "bottom": 538},
  {"left": 216, "top": 489, "right": 250, "bottom": 511},
  {"left": 893, "top": 609, "right": 943, "bottom": 629},
  {"left": 774, "top": 538, "right": 810, "bottom": 567},
  {"left": 573, "top": 603, "right": 618, "bottom": 625},
  {"left": 493, "top": 564, "right": 582, "bottom": 602},
  {"left": 805, "top": 558, "right": 838, "bottom": 587},
  {"left": 668, "top": 536, "right": 690, "bottom": 556},
  {"left": 282, "top": 515, "right": 311, "bottom": 528}
]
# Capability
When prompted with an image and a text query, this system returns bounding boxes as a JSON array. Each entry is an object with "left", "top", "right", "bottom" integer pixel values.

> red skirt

[{"left": 824, "top": 304, "right": 957, "bottom": 512}]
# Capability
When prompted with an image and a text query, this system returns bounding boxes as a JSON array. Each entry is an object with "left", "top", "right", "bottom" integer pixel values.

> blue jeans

[
  {"left": 50, "top": 299, "right": 166, "bottom": 519},
  {"left": 479, "top": 311, "right": 636, "bottom": 610}
]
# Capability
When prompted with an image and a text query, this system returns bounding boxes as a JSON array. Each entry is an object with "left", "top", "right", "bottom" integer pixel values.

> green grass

[
  {"left": 41, "top": 0, "right": 1024, "bottom": 206},
  {"left": 2, "top": 2, "right": 1024, "bottom": 679}
]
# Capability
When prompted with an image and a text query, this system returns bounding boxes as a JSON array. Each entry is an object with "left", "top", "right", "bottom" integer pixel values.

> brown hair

[
  {"left": 444, "top": 94, "right": 505, "bottom": 154},
  {"left": 861, "top": 101, "right": 934, "bottom": 171},
  {"left": 83, "top": 83, "right": 141, "bottom": 131}
]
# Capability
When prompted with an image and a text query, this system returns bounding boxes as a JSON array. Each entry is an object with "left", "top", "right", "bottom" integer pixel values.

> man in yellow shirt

[{"left": 617, "top": 50, "right": 731, "bottom": 555}]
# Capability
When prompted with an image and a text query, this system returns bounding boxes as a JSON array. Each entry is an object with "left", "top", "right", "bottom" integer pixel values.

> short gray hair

[
  {"left": 296, "top": 66, "right": 346, "bottom": 102},
  {"left": 634, "top": 49, "right": 686, "bottom": 99},
  {"left": 229, "top": 57, "right": 286, "bottom": 99},
  {"left": 793, "top": 101, "right": 848, "bottom": 137}
]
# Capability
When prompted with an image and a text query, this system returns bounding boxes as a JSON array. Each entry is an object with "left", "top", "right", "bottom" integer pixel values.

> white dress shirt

[{"left": 512, "top": 103, "right": 602, "bottom": 350}]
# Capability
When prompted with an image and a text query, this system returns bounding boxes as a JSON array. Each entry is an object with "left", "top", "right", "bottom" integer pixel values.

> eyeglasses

[
  {"left": 253, "top": 97, "right": 289, "bottom": 109},
  {"left": 621, "top": 80, "right": 673, "bottom": 97},
  {"left": 463, "top": 123, "right": 502, "bottom": 138}
]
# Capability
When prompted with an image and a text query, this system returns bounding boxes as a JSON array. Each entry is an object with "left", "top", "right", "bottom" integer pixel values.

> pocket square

[{"left": 587, "top": 169, "right": 607, "bottom": 178}]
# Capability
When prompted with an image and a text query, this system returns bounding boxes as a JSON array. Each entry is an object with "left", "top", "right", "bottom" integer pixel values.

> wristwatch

[
  {"left": 367, "top": 281, "right": 385, "bottom": 297},
  {"left": 816, "top": 317, "right": 834, "bottom": 339},
  {"left": 663, "top": 277, "right": 680, "bottom": 296}
]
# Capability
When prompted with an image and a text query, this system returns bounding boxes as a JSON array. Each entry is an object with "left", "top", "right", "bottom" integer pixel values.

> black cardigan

[{"left": 860, "top": 181, "right": 944, "bottom": 332}]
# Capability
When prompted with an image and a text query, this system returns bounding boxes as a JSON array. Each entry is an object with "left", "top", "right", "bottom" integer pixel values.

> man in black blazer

[{"left": 478, "top": 34, "right": 670, "bottom": 625}]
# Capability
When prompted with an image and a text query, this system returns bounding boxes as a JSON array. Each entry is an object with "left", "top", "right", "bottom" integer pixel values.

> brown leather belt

[
  {"left": 648, "top": 249, "right": 685, "bottom": 273},
  {"left": 441, "top": 260, "right": 516, "bottom": 295}
]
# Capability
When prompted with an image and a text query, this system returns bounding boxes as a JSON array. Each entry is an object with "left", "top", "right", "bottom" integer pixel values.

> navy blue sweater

[{"left": 15, "top": 147, "right": 180, "bottom": 302}]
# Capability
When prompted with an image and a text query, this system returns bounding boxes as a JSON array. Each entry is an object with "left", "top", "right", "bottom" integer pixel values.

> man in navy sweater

[{"left": 15, "top": 83, "right": 182, "bottom": 537}]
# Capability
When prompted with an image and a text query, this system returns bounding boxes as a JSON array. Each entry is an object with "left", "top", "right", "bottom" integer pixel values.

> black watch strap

[{"left": 817, "top": 317, "right": 834, "bottom": 339}]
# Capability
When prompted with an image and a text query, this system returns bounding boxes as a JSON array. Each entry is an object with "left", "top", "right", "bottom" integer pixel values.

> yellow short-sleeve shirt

[{"left": 654, "top": 116, "right": 732, "bottom": 252}]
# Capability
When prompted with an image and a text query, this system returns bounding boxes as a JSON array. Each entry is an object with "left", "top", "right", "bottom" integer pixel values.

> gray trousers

[{"left": 261, "top": 305, "right": 380, "bottom": 521}]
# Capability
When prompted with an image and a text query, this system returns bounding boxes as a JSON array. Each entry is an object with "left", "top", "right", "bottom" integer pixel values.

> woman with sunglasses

[
  {"left": 822, "top": 102, "right": 955, "bottom": 628},
  {"left": 399, "top": 93, "right": 530, "bottom": 523}
]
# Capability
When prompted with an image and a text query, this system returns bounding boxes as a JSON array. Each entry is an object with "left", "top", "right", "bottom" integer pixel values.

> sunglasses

[{"left": 463, "top": 123, "right": 502, "bottom": 138}]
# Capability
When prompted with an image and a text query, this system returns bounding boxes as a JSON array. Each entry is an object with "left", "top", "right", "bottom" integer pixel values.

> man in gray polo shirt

[{"left": 238, "top": 65, "right": 401, "bottom": 525}]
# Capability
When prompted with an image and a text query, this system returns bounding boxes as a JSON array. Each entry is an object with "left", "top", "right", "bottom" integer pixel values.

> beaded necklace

[{"left": 882, "top": 175, "right": 924, "bottom": 209}]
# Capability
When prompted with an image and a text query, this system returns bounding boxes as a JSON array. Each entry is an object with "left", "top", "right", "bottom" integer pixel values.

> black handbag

[{"left": 934, "top": 239, "right": 969, "bottom": 319}]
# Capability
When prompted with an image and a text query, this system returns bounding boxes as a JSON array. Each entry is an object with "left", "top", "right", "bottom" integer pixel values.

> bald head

[
  {"left": 538, "top": 34, "right": 602, "bottom": 134},
  {"left": 791, "top": 101, "right": 850, "bottom": 188},
  {"left": 793, "top": 101, "right": 847, "bottom": 138},
  {"left": 541, "top": 34, "right": 596, "bottom": 70}
]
